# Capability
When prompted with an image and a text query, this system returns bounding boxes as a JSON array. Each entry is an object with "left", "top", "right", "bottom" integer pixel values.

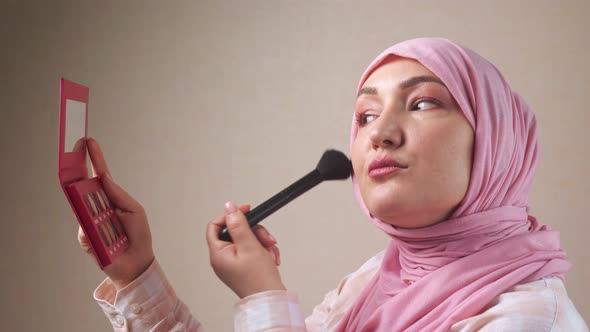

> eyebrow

[{"left": 357, "top": 75, "right": 446, "bottom": 97}]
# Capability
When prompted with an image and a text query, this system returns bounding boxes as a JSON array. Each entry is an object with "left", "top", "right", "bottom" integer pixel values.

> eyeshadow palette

[
  {"left": 66, "top": 178, "right": 128, "bottom": 263},
  {"left": 58, "top": 78, "right": 129, "bottom": 268}
]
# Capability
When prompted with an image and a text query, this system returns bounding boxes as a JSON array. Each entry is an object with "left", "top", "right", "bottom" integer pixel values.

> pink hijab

[{"left": 338, "top": 38, "right": 571, "bottom": 331}]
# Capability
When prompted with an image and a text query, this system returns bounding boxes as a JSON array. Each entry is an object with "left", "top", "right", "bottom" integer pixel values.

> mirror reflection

[{"left": 65, "top": 99, "right": 87, "bottom": 153}]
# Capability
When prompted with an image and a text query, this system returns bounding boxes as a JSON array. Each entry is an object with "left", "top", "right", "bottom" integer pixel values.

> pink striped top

[{"left": 94, "top": 254, "right": 587, "bottom": 331}]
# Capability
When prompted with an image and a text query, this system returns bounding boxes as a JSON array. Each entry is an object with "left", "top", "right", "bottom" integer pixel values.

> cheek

[
  {"left": 411, "top": 122, "right": 473, "bottom": 185},
  {"left": 424, "top": 127, "right": 473, "bottom": 198},
  {"left": 414, "top": 120, "right": 472, "bottom": 162},
  {"left": 350, "top": 134, "right": 367, "bottom": 175}
]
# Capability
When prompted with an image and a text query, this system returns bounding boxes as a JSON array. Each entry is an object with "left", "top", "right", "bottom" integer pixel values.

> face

[{"left": 351, "top": 58, "right": 474, "bottom": 229}]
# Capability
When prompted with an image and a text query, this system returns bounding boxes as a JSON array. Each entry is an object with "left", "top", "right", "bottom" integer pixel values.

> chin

[
  {"left": 369, "top": 203, "right": 433, "bottom": 229},
  {"left": 368, "top": 203, "right": 405, "bottom": 225},
  {"left": 377, "top": 215, "right": 420, "bottom": 229}
]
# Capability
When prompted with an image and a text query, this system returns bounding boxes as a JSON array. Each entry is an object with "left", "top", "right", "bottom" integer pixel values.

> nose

[{"left": 369, "top": 112, "right": 403, "bottom": 149}]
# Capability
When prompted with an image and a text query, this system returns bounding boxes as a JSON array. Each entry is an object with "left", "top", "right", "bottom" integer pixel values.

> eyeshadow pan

[
  {"left": 97, "top": 223, "right": 108, "bottom": 246},
  {"left": 92, "top": 192, "right": 104, "bottom": 213},
  {"left": 89, "top": 192, "right": 100, "bottom": 213},
  {"left": 99, "top": 190, "right": 110, "bottom": 209},
  {"left": 83, "top": 195, "right": 96, "bottom": 216},
  {"left": 109, "top": 218, "right": 121, "bottom": 238},
  {"left": 104, "top": 221, "right": 116, "bottom": 243},
  {"left": 86, "top": 193, "right": 98, "bottom": 216},
  {"left": 105, "top": 219, "right": 116, "bottom": 241},
  {"left": 95, "top": 191, "right": 106, "bottom": 212},
  {"left": 113, "top": 218, "right": 125, "bottom": 238},
  {"left": 96, "top": 224, "right": 109, "bottom": 246}
]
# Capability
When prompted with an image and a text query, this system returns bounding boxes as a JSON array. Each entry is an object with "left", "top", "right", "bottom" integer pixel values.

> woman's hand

[
  {"left": 206, "top": 202, "right": 285, "bottom": 299},
  {"left": 77, "top": 138, "right": 155, "bottom": 291}
]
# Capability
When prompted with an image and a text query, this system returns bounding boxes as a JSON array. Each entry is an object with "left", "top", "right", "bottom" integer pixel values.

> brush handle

[{"left": 218, "top": 169, "right": 323, "bottom": 242}]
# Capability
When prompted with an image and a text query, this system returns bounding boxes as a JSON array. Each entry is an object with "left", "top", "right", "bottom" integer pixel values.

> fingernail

[
  {"left": 270, "top": 250, "right": 277, "bottom": 263},
  {"left": 274, "top": 247, "right": 281, "bottom": 266},
  {"left": 224, "top": 201, "right": 237, "bottom": 214},
  {"left": 268, "top": 233, "right": 277, "bottom": 243}
]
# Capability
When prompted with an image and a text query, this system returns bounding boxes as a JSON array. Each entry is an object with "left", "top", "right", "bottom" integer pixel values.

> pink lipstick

[{"left": 368, "top": 158, "right": 405, "bottom": 178}]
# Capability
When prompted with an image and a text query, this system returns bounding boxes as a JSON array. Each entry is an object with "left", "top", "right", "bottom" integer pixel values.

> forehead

[{"left": 361, "top": 57, "right": 438, "bottom": 88}]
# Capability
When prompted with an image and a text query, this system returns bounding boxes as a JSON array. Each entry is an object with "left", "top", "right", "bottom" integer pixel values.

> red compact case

[{"left": 58, "top": 78, "right": 128, "bottom": 269}]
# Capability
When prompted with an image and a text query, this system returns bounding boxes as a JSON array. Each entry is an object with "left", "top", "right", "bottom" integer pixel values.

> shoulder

[
  {"left": 305, "top": 251, "right": 385, "bottom": 330},
  {"left": 451, "top": 278, "right": 588, "bottom": 332},
  {"left": 336, "top": 250, "right": 384, "bottom": 296}
]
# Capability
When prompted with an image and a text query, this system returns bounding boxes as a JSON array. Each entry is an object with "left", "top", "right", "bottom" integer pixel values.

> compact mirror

[
  {"left": 58, "top": 79, "right": 130, "bottom": 268},
  {"left": 64, "top": 99, "right": 87, "bottom": 153},
  {"left": 58, "top": 78, "right": 89, "bottom": 185}
]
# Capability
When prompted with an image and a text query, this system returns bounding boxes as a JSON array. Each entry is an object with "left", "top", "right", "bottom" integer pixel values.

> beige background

[{"left": 1, "top": 1, "right": 588, "bottom": 331}]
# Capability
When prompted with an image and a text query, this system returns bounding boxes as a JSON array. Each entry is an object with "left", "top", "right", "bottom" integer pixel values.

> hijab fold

[{"left": 338, "top": 38, "right": 570, "bottom": 332}]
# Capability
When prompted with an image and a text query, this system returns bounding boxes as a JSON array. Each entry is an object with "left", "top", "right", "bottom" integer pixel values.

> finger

[
  {"left": 253, "top": 225, "right": 277, "bottom": 248},
  {"left": 87, "top": 138, "right": 113, "bottom": 180},
  {"left": 270, "top": 245, "right": 281, "bottom": 266},
  {"left": 264, "top": 246, "right": 280, "bottom": 266},
  {"left": 73, "top": 139, "right": 90, "bottom": 178},
  {"left": 101, "top": 175, "right": 143, "bottom": 213},
  {"left": 205, "top": 204, "right": 252, "bottom": 248},
  {"left": 85, "top": 140, "right": 143, "bottom": 216},
  {"left": 77, "top": 227, "right": 91, "bottom": 252},
  {"left": 238, "top": 204, "right": 251, "bottom": 213},
  {"left": 73, "top": 137, "right": 86, "bottom": 153},
  {"left": 224, "top": 201, "right": 259, "bottom": 251},
  {"left": 267, "top": 247, "right": 277, "bottom": 264},
  {"left": 206, "top": 215, "right": 231, "bottom": 251}
]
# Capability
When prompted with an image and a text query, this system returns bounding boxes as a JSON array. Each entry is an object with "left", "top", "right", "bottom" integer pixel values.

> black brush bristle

[{"left": 316, "top": 149, "right": 352, "bottom": 180}]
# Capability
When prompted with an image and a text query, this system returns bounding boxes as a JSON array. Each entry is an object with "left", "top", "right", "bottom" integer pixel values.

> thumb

[
  {"left": 224, "top": 201, "right": 258, "bottom": 250},
  {"left": 101, "top": 175, "right": 142, "bottom": 213}
]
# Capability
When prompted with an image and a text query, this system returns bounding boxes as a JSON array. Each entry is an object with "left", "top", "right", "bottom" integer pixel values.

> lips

[{"left": 368, "top": 157, "right": 406, "bottom": 178}]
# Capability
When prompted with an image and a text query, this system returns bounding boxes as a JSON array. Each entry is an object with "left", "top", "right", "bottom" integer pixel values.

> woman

[{"left": 82, "top": 38, "right": 587, "bottom": 331}]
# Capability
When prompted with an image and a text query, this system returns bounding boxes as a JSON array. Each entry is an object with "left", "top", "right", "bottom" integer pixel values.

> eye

[
  {"left": 411, "top": 98, "right": 439, "bottom": 111},
  {"left": 355, "top": 112, "right": 378, "bottom": 126}
]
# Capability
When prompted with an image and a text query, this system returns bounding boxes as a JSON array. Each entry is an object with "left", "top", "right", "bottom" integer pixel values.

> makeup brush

[{"left": 218, "top": 149, "right": 352, "bottom": 242}]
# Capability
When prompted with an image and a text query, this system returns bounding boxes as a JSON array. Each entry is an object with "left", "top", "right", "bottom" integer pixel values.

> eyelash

[
  {"left": 354, "top": 97, "right": 441, "bottom": 126},
  {"left": 411, "top": 98, "right": 440, "bottom": 111},
  {"left": 354, "top": 112, "right": 373, "bottom": 126}
]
